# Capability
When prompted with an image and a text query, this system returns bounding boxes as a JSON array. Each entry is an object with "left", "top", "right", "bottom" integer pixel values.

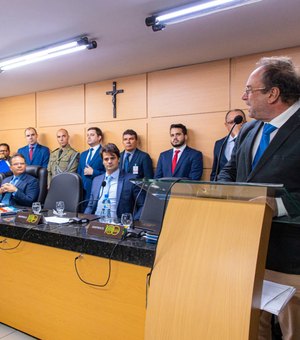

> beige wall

[{"left": 1, "top": 45, "right": 300, "bottom": 180}]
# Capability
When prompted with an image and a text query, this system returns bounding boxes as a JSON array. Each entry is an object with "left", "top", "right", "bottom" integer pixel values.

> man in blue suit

[
  {"left": 18, "top": 127, "right": 50, "bottom": 168},
  {"left": 155, "top": 123, "right": 203, "bottom": 180},
  {"left": 210, "top": 109, "right": 246, "bottom": 181},
  {"left": 0, "top": 153, "right": 39, "bottom": 207},
  {"left": 119, "top": 129, "right": 153, "bottom": 179},
  {"left": 85, "top": 143, "right": 144, "bottom": 220},
  {"left": 77, "top": 127, "right": 105, "bottom": 208}
]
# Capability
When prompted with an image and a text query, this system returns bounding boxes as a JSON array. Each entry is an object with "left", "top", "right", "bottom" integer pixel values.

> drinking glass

[
  {"left": 32, "top": 202, "right": 41, "bottom": 214},
  {"left": 121, "top": 213, "right": 133, "bottom": 229},
  {"left": 56, "top": 201, "right": 65, "bottom": 217}
]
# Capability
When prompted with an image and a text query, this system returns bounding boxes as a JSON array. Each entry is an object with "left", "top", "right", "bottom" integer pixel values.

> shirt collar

[
  {"left": 106, "top": 168, "right": 120, "bottom": 180},
  {"left": 173, "top": 144, "right": 186, "bottom": 153},
  {"left": 268, "top": 100, "right": 300, "bottom": 129}
]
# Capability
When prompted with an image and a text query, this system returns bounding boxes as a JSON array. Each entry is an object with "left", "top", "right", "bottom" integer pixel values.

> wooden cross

[{"left": 106, "top": 81, "right": 124, "bottom": 118}]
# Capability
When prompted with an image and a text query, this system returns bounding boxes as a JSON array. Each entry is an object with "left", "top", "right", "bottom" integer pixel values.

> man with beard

[{"left": 155, "top": 123, "right": 203, "bottom": 180}]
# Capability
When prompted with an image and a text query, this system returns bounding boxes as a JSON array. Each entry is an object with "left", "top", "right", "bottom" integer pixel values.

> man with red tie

[
  {"left": 155, "top": 123, "right": 203, "bottom": 180},
  {"left": 18, "top": 127, "right": 50, "bottom": 168}
]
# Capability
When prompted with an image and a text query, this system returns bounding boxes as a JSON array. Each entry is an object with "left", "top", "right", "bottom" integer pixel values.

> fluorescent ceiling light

[
  {"left": 0, "top": 37, "right": 97, "bottom": 72},
  {"left": 146, "top": 0, "right": 262, "bottom": 31}
]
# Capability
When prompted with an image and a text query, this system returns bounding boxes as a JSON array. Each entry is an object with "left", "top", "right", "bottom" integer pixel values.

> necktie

[
  {"left": 2, "top": 176, "right": 18, "bottom": 205},
  {"left": 252, "top": 123, "right": 277, "bottom": 169},
  {"left": 29, "top": 145, "right": 34, "bottom": 161},
  {"left": 106, "top": 175, "right": 112, "bottom": 196},
  {"left": 86, "top": 148, "right": 94, "bottom": 165},
  {"left": 124, "top": 153, "right": 130, "bottom": 172},
  {"left": 58, "top": 149, "right": 63, "bottom": 158},
  {"left": 172, "top": 150, "right": 180, "bottom": 174}
]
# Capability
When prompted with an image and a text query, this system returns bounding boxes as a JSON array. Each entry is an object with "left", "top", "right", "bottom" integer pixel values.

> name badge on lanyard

[{"left": 133, "top": 164, "right": 139, "bottom": 175}]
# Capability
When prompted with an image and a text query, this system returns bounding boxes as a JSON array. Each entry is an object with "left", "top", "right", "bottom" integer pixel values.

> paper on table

[
  {"left": 260, "top": 280, "right": 296, "bottom": 315},
  {"left": 44, "top": 216, "right": 70, "bottom": 224}
]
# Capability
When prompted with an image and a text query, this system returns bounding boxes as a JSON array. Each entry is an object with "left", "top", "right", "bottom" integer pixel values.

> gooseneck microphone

[
  {"left": 72, "top": 180, "right": 106, "bottom": 223},
  {"left": 214, "top": 115, "right": 243, "bottom": 181}
]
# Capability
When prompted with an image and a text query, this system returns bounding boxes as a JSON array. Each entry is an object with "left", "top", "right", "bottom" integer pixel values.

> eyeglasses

[
  {"left": 244, "top": 86, "right": 267, "bottom": 95},
  {"left": 11, "top": 162, "right": 25, "bottom": 166}
]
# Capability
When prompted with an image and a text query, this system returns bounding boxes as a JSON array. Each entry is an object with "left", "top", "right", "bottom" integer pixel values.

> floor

[{"left": 0, "top": 323, "right": 36, "bottom": 339}]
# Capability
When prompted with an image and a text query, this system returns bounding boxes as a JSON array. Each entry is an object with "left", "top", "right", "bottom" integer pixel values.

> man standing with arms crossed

[{"left": 218, "top": 56, "right": 300, "bottom": 339}]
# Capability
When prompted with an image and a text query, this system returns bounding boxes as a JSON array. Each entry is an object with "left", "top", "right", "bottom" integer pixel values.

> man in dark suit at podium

[
  {"left": 155, "top": 123, "right": 203, "bottom": 180},
  {"left": 218, "top": 56, "right": 300, "bottom": 339},
  {"left": 210, "top": 109, "right": 246, "bottom": 181}
]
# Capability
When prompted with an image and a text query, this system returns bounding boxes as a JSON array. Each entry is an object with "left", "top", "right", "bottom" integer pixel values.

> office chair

[
  {"left": 25, "top": 165, "right": 48, "bottom": 204},
  {"left": 43, "top": 172, "right": 83, "bottom": 213}
]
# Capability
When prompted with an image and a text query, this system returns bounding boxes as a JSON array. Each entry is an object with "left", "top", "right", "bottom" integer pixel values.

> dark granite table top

[{"left": 0, "top": 213, "right": 156, "bottom": 268}]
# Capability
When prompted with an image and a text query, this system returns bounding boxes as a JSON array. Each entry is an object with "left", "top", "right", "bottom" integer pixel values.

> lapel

[
  {"left": 116, "top": 173, "right": 124, "bottom": 205},
  {"left": 129, "top": 149, "right": 139, "bottom": 167},
  {"left": 31, "top": 144, "right": 40, "bottom": 164},
  {"left": 248, "top": 111, "right": 300, "bottom": 180},
  {"left": 166, "top": 149, "right": 173, "bottom": 173}
]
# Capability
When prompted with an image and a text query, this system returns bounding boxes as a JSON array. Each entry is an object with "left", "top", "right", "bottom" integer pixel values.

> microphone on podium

[
  {"left": 214, "top": 115, "right": 243, "bottom": 182},
  {"left": 70, "top": 180, "right": 106, "bottom": 223}
]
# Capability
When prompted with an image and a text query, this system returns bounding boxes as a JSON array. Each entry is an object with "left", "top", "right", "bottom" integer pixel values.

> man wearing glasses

[
  {"left": 0, "top": 143, "right": 12, "bottom": 179},
  {"left": 210, "top": 109, "right": 246, "bottom": 181},
  {"left": 0, "top": 153, "right": 39, "bottom": 207},
  {"left": 218, "top": 57, "right": 300, "bottom": 339}
]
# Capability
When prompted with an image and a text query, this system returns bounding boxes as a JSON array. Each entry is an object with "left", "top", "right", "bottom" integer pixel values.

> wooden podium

[{"left": 143, "top": 181, "right": 278, "bottom": 340}]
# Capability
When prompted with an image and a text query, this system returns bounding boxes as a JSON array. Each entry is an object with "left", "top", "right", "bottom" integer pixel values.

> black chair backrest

[
  {"left": 43, "top": 172, "right": 83, "bottom": 213},
  {"left": 25, "top": 165, "right": 48, "bottom": 204}
]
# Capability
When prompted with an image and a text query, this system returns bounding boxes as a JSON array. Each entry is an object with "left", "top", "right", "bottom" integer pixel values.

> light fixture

[
  {"left": 0, "top": 36, "right": 97, "bottom": 72},
  {"left": 146, "top": 0, "right": 262, "bottom": 31}
]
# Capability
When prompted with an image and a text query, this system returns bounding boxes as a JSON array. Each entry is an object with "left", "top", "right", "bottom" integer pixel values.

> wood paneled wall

[{"left": 1, "top": 45, "right": 300, "bottom": 180}]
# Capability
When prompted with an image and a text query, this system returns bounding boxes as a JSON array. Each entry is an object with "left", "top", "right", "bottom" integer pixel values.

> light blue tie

[
  {"left": 106, "top": 175, "right": 112, "bottom": 197},
  {"left": 123, "top": 153, "right": 130, "bottom": 172},
  {"left": 252, "top": 123, "right": 277, "bottom": 169},
  {"left": 86, "top": 148, "right": 94, "bottom": 165}
]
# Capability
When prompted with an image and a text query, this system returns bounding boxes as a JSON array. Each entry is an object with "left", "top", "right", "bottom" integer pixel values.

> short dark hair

[
  {"left": 122, "top": 129, "right": 138, "bottom": 139},
  {"left": 225, "top": 109, "right": 246, "bottom": 122},
  {"left": 9, "top": 153, "right": 26, "bottom": 165},
  {"left": 88, "top": 127, "right": 103, "bottom": 138},
  {"left": 0, "top": 143, "right": 10, "bottom": 152},
  {"left": 101, "top": 143, "right": 120, "bottom": 159},
  {"left": 170, "top": 123, "right": 187, "bottom": 135},
  {"left": 257, "top": 56, "right": 300, "bottom": 104}
]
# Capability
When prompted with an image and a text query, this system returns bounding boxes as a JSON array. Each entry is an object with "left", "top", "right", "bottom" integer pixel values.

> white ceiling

[{"left": 1, "top": 0, "right": 300, "bottom": 98}]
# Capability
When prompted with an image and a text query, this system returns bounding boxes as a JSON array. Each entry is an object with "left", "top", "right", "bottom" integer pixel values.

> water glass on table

[
  {"left": 121, "top": 213, "right": 133, "bottom": 229},
  {"left": 56, "top": 201, "right": 65, "bottom": 217},
  {"left": 32, "top": 202, "right": 41, "bottom": 214}
]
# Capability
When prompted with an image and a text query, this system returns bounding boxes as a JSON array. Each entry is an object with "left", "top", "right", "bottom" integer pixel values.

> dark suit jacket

[
  {"left": 0, "top": 173, "right": 39, "bottom": 207},
  {"left": 77, "top": 147, "right": 105, "bottom": 201},
  {"left": 119, "top": 148, "right": 154, "bottom": 179},
  {"left": 155, "top": 146, "right": 203, "bottom": 180},
  {"left": 218, "top": 109, "right": 300, "bottom": 274},
  {"left": 210, "top": 137, "right": 228, "bottom": 181},
  {"left": 18, "top": 144, "right": 50, "bottom": 168},
  {"left": 84, "top": 171, "right": 145, "bottom": 220}
]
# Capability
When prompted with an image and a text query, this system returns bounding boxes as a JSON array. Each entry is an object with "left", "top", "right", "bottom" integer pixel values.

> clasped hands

[{"left": 0, "top": 183, "right": 17, "bottom": 194}]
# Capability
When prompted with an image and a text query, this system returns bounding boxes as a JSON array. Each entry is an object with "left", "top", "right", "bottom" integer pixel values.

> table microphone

[
  {"left": 214, "top": 115, "right": 243, "bottom": 181},
  {"left": 71, "top": 180, "right": 106, "bottom": 223}
]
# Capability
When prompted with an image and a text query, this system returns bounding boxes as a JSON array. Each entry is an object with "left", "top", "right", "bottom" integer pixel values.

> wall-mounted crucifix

[{"left": 106, "top": 81, "right": 124, "bottom": 118}]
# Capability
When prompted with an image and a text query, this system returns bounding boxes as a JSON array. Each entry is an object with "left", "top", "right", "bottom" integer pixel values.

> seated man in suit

[
  {"left": 0, "top": 153, "right": 39, "bottom": 207},
  {"left": 18, "top": 127, "right": 50, "bottom": 168},
  {"left": 155, "top": 123, "right": 203, "bottom": 180},
  {"left": 119, "top": 129, "right": 154, "bottom": 179},
  {"left": 0, "top": 143, "right": 12, "bottom": 179},
  {"left": 210, "top": 109, "right": 246, "bottom": 181},
  {"left": 84, "top": 143, "right": 145, "bottom": 220},
  {"left": 77, "top": 127, "right": 105, "bottom": 207}
]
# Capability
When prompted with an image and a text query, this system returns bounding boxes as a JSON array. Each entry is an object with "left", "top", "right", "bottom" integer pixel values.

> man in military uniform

[{"left": 47, "top": 129, "right": 80, "bottom": 186}]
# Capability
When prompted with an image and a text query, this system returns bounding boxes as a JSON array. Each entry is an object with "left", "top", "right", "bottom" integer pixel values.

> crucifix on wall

[{"left": 106, "top": 81, "right": 124, "bottom": 118}]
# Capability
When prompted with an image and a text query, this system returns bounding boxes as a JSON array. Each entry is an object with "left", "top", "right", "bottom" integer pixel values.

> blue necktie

[
  {"left": 86, "top": 148, "right": 94, "bottom": 165},
  {"left": 123, "top": 153, "right": 130, "bottom": 172},
  {"left": 252, "top": 123, "right": 277, "bottom": 169}
]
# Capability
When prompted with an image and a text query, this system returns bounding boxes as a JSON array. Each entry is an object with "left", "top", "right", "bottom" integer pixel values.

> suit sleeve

[
  {"left": 210, "top": 143, "right": 218, "bottom": 181},
  {"left": 190, "top": 151, "right": 203, "bottom": 180},
  {"left": 154, "top": 154, "right": 163, "bottom": 179},
  {"left": 41, "top": 148, "right": 50, "bottom": 168},
  {"left": 142, "top": 154, "right": 154, "bottom": 179},
  {"left": 14, "top": 179, "right": 39, "bottom": 206}
]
